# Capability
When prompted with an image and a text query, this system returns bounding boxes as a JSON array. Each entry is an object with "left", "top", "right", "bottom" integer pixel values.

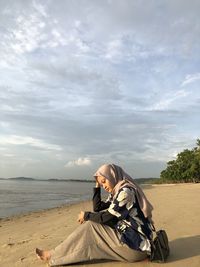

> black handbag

[
  {"left": 121, "top": 220, "right": 170, "bottom": 262},
  {"left": 150, "top": 226, "right": 170, "bottom": 263}
]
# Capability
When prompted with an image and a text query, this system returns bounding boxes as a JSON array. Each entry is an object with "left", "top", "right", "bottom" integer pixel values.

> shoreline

[
  {"left": 0, "top": 199, "right": 91, "bottom": 223},
  {"left": 0, "top": 183, "right": 200, "bottom": 222},
  {"left": 1, "top": 182, "right": 196, "bottom": 221},
  {"left": 0, "top": 183, "right": 200, "bottom": 267},
  {"left": 0, "top": 198, "right": 91, "bottom": 222}
]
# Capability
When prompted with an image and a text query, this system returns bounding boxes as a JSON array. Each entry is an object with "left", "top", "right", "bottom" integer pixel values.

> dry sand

[{"left": 0, "top": 183, "right": 199, "bottom": 267}]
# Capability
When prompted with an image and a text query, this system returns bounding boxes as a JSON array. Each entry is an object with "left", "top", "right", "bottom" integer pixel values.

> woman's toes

[
  {"left": 36, "top": 248, "right": 44, "bottom": 259},
  {"left": 36, "top": 248, "right": 50, "bottom": 261}
]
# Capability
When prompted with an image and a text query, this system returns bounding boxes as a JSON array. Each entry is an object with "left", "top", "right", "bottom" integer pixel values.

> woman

[{"left": 36, "top": 163, "right": 154, "bottom": 266}]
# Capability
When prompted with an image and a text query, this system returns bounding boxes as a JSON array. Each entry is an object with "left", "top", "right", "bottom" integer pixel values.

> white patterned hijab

[{"left": 94, "top": 163, "right": 153, "bottom": 222}]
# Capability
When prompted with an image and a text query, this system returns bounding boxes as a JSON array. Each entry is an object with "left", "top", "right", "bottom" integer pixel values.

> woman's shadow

[{"left": 168, "top": 235, "right": 200, "bottom": 262}]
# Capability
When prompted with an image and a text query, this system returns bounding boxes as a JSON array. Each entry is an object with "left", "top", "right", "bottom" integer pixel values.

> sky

[{"left": 0, "top": 0, "right": 200, "bottom": 179}]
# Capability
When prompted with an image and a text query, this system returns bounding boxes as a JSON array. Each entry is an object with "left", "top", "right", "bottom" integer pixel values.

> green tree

[{"left": 160, "top": 139, "right": 200, "bottom": 183}]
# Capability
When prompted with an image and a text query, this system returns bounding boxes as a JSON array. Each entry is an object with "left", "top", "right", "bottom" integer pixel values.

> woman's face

[{"left": 96, "top": 175, "right": 115, "bottom": 193}]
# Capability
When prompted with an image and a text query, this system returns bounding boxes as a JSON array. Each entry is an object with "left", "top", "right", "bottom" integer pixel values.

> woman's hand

[
  {"left": 95, "top": 180, "right": 100, "bottom": 188},
  {"left": 77, "top": 211, "right": 85, "bottom": 224}
]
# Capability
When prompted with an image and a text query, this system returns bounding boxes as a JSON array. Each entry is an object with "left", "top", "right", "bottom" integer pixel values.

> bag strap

[
  {"left": 150, "top": 223, "right": 156, "bottom": 232},
  {"left": 122, "top": 218, "right": 157, "bottom": 239},
  {"left": 122, "top": 220, "right": 148, "bottom": 239},
  {"left": 122, "top": 220, "right": 156, "bottom": 256}
]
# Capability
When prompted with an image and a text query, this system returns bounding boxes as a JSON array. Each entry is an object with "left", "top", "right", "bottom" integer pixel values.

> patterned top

[
  {"left": 107, "top": 186, "right": 153, "bottom": 252},
  {"left": 84, "top": 186, "right": 153, "bottom": 253}
]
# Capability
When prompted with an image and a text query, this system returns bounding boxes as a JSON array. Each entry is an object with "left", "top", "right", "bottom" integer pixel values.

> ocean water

[{"left": 0, "top": 179, "right": 96, "bottom": 218}]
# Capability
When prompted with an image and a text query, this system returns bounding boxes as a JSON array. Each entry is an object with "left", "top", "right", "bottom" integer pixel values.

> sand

[{"left": 0, "top": 183, "right": 199, "bottom": 267}]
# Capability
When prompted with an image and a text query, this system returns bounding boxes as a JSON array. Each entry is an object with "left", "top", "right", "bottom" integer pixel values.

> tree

[
  {"left": 160, "top": 139, "right": 200, "bottom": 183},
  {"left": 196, "top": 138, "right": 200, "bottom": 147}
]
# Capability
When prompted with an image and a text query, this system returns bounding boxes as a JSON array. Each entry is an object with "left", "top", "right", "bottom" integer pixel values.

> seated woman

[{"left": 36, "top": 163, "right": 154, "bottom": 266}]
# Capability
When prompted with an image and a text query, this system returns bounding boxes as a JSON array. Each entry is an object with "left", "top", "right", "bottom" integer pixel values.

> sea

[{"left": 0, "top": 179, "right": 97, "bottom": 219}]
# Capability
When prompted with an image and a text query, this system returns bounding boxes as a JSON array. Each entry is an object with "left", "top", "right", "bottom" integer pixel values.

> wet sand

[{"left": 0, "top": 183, "right": 199, "bottom": 267}]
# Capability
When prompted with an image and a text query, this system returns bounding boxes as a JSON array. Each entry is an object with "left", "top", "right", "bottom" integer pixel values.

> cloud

[
  {"left": 65, "top": 157, "right": 91, "bottom": 168},
  {"left": 0, "top": 0, "right": 200, "bottom": 178},
  {"left": 0, "top": 135, "right": 62, "bottom": 151},
  {"left": 104, "top": 38, "right": 122, "bottom": 60},
  {"left": 150, "top": 90, "right": 189, "bottom": 111},
  {"left": 181, "top": 73, "right": 200, "bottom": 86}
]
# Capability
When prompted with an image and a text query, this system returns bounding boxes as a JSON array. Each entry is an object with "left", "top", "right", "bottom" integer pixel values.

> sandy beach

[{"left": 0, "top": 183, "right": 199, "bottom": 267}]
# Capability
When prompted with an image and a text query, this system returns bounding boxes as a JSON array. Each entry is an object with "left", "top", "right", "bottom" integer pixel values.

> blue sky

[{"left": 0, "top": 0, "right": 200, "bottom": 179}]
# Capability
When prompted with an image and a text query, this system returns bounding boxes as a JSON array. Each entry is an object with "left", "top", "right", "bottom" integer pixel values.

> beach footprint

[
  {"left": 2, "top": 243, "right": 15, "bottom": 248},
  {"left": 20, "top": 257, "right": 26, "bottom": 262},
  {"left": 17, "top": 239, "right": 32, "bottom": 245},
  {"left": 2, "top": 239, "right": 32, "bottom": 248},
  {"left": 40, "top": 234, "right": 48, "bottom": 239}
]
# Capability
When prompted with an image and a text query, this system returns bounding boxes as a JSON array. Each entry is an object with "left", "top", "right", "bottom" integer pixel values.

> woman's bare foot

[{"left": 36, "top": 248, "right": 51, "bottom": 261}]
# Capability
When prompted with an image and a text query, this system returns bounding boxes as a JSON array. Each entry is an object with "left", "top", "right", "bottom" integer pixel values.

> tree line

[{"left": 160, "top": 139, "right": 200, "bottom": 183}]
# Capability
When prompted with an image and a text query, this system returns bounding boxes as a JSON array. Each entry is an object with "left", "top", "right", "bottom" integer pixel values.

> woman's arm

[
  {"left": 93, "top": 187, "right": 110, "bottom": 212},
  {"left": 88, "top": 187, "right": 134, "bottom": 223},
  {"left": 84, "top": 210, "right": 118, "bottom": 228},
  {"left": 81, "top": 187, "right": 136, "bottom": 227}
]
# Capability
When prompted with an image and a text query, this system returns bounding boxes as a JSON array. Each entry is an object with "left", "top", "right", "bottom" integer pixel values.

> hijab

[{"left": 94, "top": 163, "right": 153, "bottom": 222}]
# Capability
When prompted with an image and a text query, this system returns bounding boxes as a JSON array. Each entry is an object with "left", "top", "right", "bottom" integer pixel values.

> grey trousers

[{"left": 49, "top": 221, "right": 147, "bottom": 266}]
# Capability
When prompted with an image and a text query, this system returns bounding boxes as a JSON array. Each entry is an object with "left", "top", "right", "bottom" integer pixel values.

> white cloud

[
  {"left": 3, "top": 153, "right": 15, "bottom": 158},
  {"left": 181, "top": 73, "right": 200, "bottom": 86},
  {"left": 0, "top": 135, "right": 62, "bottom": 151},
  {"left": 0, "top": 121, "right": 10, "bottom": 128},
  {"left": 0, "top": 0, "right": 200, "bottom": 179},
  {"left": 32, "top": 1, "right": 48, "bottom": 18},
  {"left": 65, "top": 157, "right": 91, "bottom": 167},
  {"left": 10, "top": 14, "right": 43, "bottom": 54},
  {"left": 104, "top": 38, "right": 122, "bottom": 60},
  {"left": 151, "top": 89, "right": 189, "bottom": 111}
]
